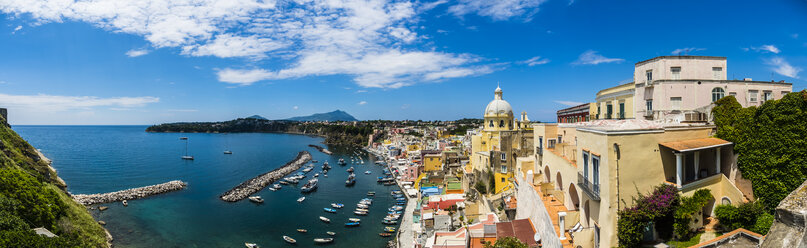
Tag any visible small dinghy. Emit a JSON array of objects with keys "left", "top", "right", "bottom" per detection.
[
  {"left": 248, "top": 196, "right": 264, "bottom": 203},
  {"left": 283, "top": 236, "right": 296, "bottom": 244},
  {"left": 313, "top": 238, "right": 334, "bottom": 244},
  {"left": 347, "top": 167, "right": 354, "bottom": 173},
  {"left": 354, "top": 211, "right": 368, "bottom": 215},
  {"left": 297, "top": 197, "right": 306, "bottom": 203},
  {"left": 348, "top": 218, "right": 361, "bottom": 222},
  {"left": 224, "top": 150, "right": 233, "bottom": 154},
  {"left": 245, "top": 242, "right": 259, "bottom": 248},
  {"left": 122, "top": 200, "right": 128, "bottom": 206},
  {"left": 382, "top": 220, "right": 398, "bottom": 225},
  {"left": 384, "top": 227, "right": 396, "bottom": 233},
  {"left": 319, "top": 216, "right": 330, "bottom": 223},
  {"left": 364, "top": 171, "right": 371, "bottom": 174},
  {"left": 297, "top": 229, "right": 308, "bottom": 233},
  {"left": 345, "top": 222, "right": 360, "bottom": 227},
  {"left": 326, "top": 231, "right": 336, "bottom": 236},
  {"left": 331, "top": 203, "right": 344, "bottom": 209},
  {"left": 324, "top": 208, "right": 337, "bottom": 213},
  {"left": 367, "top": 191, "right": 375, "bottom": 196},
  {"left": 379, "top": 233, "right": 392, "bottom": 237}
]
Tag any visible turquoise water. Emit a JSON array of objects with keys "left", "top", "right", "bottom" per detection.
[{"left": 14, "top": 126, "right": 399, "bottom": 248}]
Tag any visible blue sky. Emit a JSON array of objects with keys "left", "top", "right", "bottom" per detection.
[{"left": 0, "top": 0, "right": 805, "bottom": 125}]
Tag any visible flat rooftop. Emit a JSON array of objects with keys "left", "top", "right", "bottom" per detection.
[{"left": 558, "top": 119, "right": 712, "bottom": 132}]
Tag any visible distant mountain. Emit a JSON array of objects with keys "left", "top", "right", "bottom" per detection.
[
  {"left": 286, "top": 110, "right": 358, "bottom": 122},
  {"left": 245, "top": 115, "right": 268, "bottom": 120}
]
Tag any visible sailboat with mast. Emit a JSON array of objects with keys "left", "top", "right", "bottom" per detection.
[{"left": 180, "top": 137, "right": 194, "bottom": 160}]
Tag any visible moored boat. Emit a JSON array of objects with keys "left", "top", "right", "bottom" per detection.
[
  {"left": 283, "top": 236, "right": 296, "bottom": 244},
  {"left": 348, "top": 218, "right": 361, "bottom": 222},
  {"left": 347, "top": 167, "right": 354, "bottom": 173},
  {"left": 324, "top": 208, "right": 337, "bottom": 213},
  {"left": 297, "top": 197, "right": 306, "bottom": 203},
  {"left": 248, "top": 196, "right": 264, "bottom": 203},
  {"left": 224, "top": 150, "right": 233, "bottom": 154},
  {"left": 345, "top": 222, "right": 360, "bottom": 227},
  {"left": 331, "top": 203, "right": 344, "bottom": 209},
  {"left": 122, "top": 200, "right": 128, "bottom": 206},
  {"left": 379, "top": 233, "right": 392, "bottom": 237},
  {"left": 384, "top": 227, "right": 396, "bottom": 233},
  {"left": 314, "top": 238, "right": 334, "bottom": 244},
  {"left": 297, "top": 229, "right": 308, "bottom": 233},
  {"left": 245, "top": 242, "right": 259, "bottom": 248},
  {"left": 301, "top": 178, "right": 318, "bottom": 193},
  {"left": 326, "top": 231, "right": 336, "bottom": 236},
  {"left": 353, "top": 211, "right": 368, "bottom": 215},
  {"left": 319, "top": 216, "right": 330, "bottom": 223}
]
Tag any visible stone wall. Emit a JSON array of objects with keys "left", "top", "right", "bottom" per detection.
[
  {"left": 761, "top": 179, "right": 807, "bottom": 248},
  {"left": 515, "top": 171, "right": 561, "bottom": 247}
]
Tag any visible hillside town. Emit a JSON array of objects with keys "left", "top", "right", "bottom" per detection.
[{"left": 366, "top": 56, "right": 803, "bottom": 248}]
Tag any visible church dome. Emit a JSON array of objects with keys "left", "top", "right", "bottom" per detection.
[{"left": 484, "top": 86, "right": 513, "bottom": 116}]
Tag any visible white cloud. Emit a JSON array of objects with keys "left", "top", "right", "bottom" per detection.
[
  {"left": 401, "top": 104, "right": 410, "bottom": 109},
  {"left": 746, "top": 45, "right": 781, "bottom": 54},
  {"left": 572, "top": 50, "right": 623, "bottom": 65},
  {"left": 766, "top": 57, "right": 801, "bottom": 78},
  {"left": 293, "top": 106, "right": 299, "bottom": 110},
  {"left": 166, "top": 109, "right": 198, "bottom": 112},
  {"left": 11, "top": 25, "right": 21, "bottom": 34},
  {"left": 521, "top": 56, "right": 549, "bottom": 66},
  {"left": 420, "top": 0, "right": 448, "bottom": 11},
  {"left": 0, "top": 93, "right": 158, "bottom": 111},
  {"left": 125, "top": 48, "right": 149, "bottom": 57},
  {"left": 356, "top": 90, "right": 368, "bottom": 93},
  {"left": 1, "top": 0, "right": 491, "bottom": 89},
  {"left": 358, "top": 101, "right": 367, "bottom": 105},
  {"left": 671, "top": 47, "right": 705, "bottom": 55},
  {"left": 554, "top": 100, "right": 583, "bottom": 106},
  {"left": 448, "top": 0, "right": 547, "bottom": 21}
]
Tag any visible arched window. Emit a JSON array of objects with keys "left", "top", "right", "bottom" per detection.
[
  {"left": 712, "top": 87, "right": 725, "bottom": 102},
  {"left": 489, "top": 120, "right": 494, "bottom": 127},
  {"left": 499, "top": 120, "right": 505, "bottom": 127},
  {"left": 721, "top": 197, "right": 731, "bottom": 205}
]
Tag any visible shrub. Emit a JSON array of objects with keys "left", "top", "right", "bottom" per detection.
[
  {"left": 618, "top": 184, "right": 680, "bottom": 247},
  {"left": 484, "top": 236, "right": 529, "bottom": 248},
  {"left": 0, "top": 168, "right": 65, "bottom": 229},
  {"left": 673, "top": 189, "right": 713, "bottom": 239},
  {"left": 474, "top": 181, "right": 488, "bottom": 195},
  {"left": 714, "top": 201, "right": 772, "bottom": 235}
]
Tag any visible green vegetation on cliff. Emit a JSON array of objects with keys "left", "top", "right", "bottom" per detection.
[
  {"left": 712, "top": 90, "right": 807, "bottom": 212},
  {"left": 0, "top": 119, "right": 108, "bottom": 247},
  {"left": 146, "top": 118, "right": 374, "bottom": 147}
]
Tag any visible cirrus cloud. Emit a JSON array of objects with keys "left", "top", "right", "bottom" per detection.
[
  {"left": 0, "top": 93, "right": 159, "bottom": 111},
  {"left": 766, "top": 57, "right": 801, "bottom": 79},
  {"left": 572, "top": 50, "right": 623, "bottom": 65}
]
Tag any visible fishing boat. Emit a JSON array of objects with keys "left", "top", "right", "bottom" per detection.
[
  {"left": 180, "top": 137, "right": 194, "bottom": 160},
  {"left": 348, "top": 218, "right": 361, "bottom": 222},
  {"left": 279, "top": 180, "right": 290, "bottom": 185},
  {"left": 384, "top": 227, "right": 396, "bottom": 233},
  {"left": 245, "top": 242, "right": 259, "bottom": 248},
  {"left": 379, "top": 233, "right": 392, "bottom": 237},
  {"left": 367, "top": 191, "right": 376, "bottom": 196},
  {"left": 345, "top": 222, "right": 360, "bottom": 227},
  {"left": 364, "top": 171, "right": 371, "bottom": 174},
  {"left": 314, "top": 238, "right": 334, "bottom": 244},
  {"left": 382, "top": 220, "right": 397, "bottom": 225},
  {"left": 122, "top": 200, "right": 128, "bottom": 206},
  {"left": 357, "top": 204, "right": 369, "bottom": 209},
  {"left": 326, "top": 231, "right": 336, "bottom": 236},
  {"left": 314, "top": 173, "right": 319, "bottom": 177},
  {"left": 324, "top": 208, "right": 337, "bottom": 213},
  {"left": 319, "top": 216, "right": 331, "bottom": 223},
  {"left": 345, "top": 174, "right": 356, "bottom": 186},
  {"left": 338, "top": 158, "right": 346, "bottom": 165},
  {"left": 301, "top": 178, "right": 318, "bottom": 193},
  {"left": 347, "top": 167, "right": 354, "bottom": 173},
  {"left": 297, "top": 229, "right": 308, "bottom": 233},
  {"left": 248, "top": 196, "right": 264, "bottom": 203},
  {"left": 303, "top": 167, "right": 313, "bottom": 173},
  {"left": 353, "top": 211, "right": 368, "bottom": 215},
  {"left": 297, "top": 197, "right": 306, "bottom": 203},
  {"left": 271, "top": 184, "right": 282, "bottom": 190},
  {"left": 283, "top": 236, "right": 296, "bottom": 244},
  {"left": 331, "top": 203, "right": 344, "bottom": 209},
  {"left": 223, "top": 150, "right": 233, "bottom": 154}
]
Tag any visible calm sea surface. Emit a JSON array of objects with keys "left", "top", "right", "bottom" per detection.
[{"left": 14, "top": 126, "right": 399, "bottom": 248}]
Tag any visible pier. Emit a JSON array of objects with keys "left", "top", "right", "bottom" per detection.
[
  {"left": 308, "top": 144, "right": 333, "bottom": 155},
  {"left": 220, "top": 151, "right": 312, "bottom": 202},
  {"left": 72, "top": 180, "right": 188, "bottom": 205}
]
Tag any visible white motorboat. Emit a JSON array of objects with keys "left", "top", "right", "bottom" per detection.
[
  {"left": 248, "top": 196, "right": 264, "bottom": 203},
  {"left": 297, "top": 197, "right": 305, "bottom": 203},
  {"left": 282, "top": 236, "right": 296, "bottom": 244},
  {"left": 319, "top": 216, "right": 331, "bottom": 223}
]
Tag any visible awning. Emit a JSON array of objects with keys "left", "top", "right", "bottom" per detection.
[{"left": 659, "top": 138, "right": 732, "bottom": 152}]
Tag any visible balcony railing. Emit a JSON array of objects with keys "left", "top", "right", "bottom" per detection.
[{"left": 577, "top": 172, "right": 600, "bottom": 201}]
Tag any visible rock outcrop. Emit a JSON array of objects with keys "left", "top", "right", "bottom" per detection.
[{"left": 761, "top": 179, "right": 807, "bottom": 248}]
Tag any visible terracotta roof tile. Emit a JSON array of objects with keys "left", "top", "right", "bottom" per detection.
[{"left": 659, "top": 137, "right": 731, "bottom": 152}]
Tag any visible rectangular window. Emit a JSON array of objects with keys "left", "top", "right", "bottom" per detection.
[
  {"left": 501, "top": 177, "right": 505, "bottom": 183},
  {"left": 763, "top": 91, "right": 773, "bottom": 101},
  {"left": 619, "top": 102, "right": 625, "bottom": 119},
  {"left": 671, "top": 67, "right": 681, "bottom": 80},
  {"left": 749, "top": 90, "right": 758, "bottom": 102},
  {"left": 501, "top": 164, "right": 507, "bottom": 174},
  {"left": 670, "top": 97, "right": 682, "bottom": 110},
  {"left": 592, "top": 155, "right": 600, "bottom": 185},
  {"left": 501, "top": 153, "right": 506, "bottom": 161},
  {"left": 646, "top": 100, "right": 653, "bottom": 112},
  {"left": 712, "top": 67, "right": 723, "bottom": 79},
  {"left": 558, "top": 135, "right": 563, "bottom": 144},
  {"left": 583, "top": 151, "right": 589, "bottom": 179},
  {"left": 548, "top": 139, "right": 556, "bottom": 149},
  {"left": 538, "top": 136, "right": 543, "bottom": 150},
  {"left": 646, "top": 70, "right": 653, "bottom": 82},
  {"left": 606, "top": 104, "right": 613, "bottom": 119}
]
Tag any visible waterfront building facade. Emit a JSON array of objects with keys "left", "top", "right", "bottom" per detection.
[
  {"left": 470, "top": 86, "right": 534, "bottom": 194},
  {"left": 595, "top": 82, "right": 635, "bottom": 120},
  {"left": 531, "top": 120, "right": 751, "bottom": 248},
  {"left": 557, "top": 103, "right": 596, "bottom": 123}
]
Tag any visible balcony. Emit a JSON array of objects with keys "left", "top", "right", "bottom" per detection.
[{"left": 577, "top": 172, "right": 600, "bottom": 201}]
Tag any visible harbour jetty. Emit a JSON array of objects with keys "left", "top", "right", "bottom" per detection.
[
  {"left": 72, "top": 180, "right": 187, "bottom": 205},
  {"left": 220, "top": 151, "right": 312, "bottom": 202},
  {"left": 308, "top": 144, "right": 333, "bottom": 155}
]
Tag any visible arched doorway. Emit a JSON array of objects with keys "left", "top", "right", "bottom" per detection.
[
  {"left": 544, "top": 166, "right": 551, "bottom": 182},
  {"left": 556, "top": 172, "right": 563, "bottom": 191},
  {"left": 568, "top": 183, "right": 580, "bottom": 210}
]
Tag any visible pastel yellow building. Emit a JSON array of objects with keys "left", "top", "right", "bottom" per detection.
[
  {"left": 532, "top": 121, "right": 751, "bottom": 248},
  {"left": 424, "top": 153, "right": 443, "bottom": 172},
  {"left": 469, "top": 86, "right": 533, "bottom": 194},
  {"left": 595, "top": 82, "right": 634, "bottom": 120}
]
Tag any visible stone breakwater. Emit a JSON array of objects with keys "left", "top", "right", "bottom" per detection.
[
  {"left": 308, "top": 144, "right": 332, "bottom": 155},
  {"left": 220, "top": 151, "right": 312, "bottom": 202},
  {"left": 72, "top": 180, "right": 187, "bottom": 205}
]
